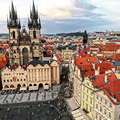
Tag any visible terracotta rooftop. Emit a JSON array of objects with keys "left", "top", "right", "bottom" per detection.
[
  {"left": 92, "top": 72, "right": 120, "bottom": 104},
  {"left": 75, "top": 54, "right": 120, "bottom": 104}
]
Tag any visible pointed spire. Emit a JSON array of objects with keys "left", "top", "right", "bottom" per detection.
[
  {"left": 83, "top": 30, "right": 88, "bottom": 45},
  {"left": 28, "top": 1, "right": 41, "bottom": 29},
  {"left": 11, "top": 1, "right": 15, "bottom": 12},
  {"left": 10, "top": 2, "right": 17, "bottom": 20},
  {"left": 7, "top": 2, "right": 20, "bottom": 29},
  {"left": 31, "top": 1, "right": 38, "bottom": 19},
  {"left": 18, "top": 18, "right": 21, "bottom": 29},
  {"left": 32, "top": 1, "right": 36, "bottom": 13},
  {"left": 39, "top": 18, "right": 41, "bottom": 29}
]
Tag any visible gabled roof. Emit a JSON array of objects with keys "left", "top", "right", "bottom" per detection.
[
  {"left": 92, "top": 72, "right": 120, "bottom": 104},
  {"left": 29, "top": 59, "right": 52, "bottom": 66},
  {"left": 75, "top": 55, "right": 97, "bottom": 77},
  {"left": 96, "top": 61, "right": 114, "bottom": 74}
]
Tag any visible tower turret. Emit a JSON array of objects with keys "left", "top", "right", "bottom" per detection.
[
  {"left": 7, "top": 2, "right": 21, "bottom": 40},
  {"left": 83, "top": 30, "right": 88, "bottom": 45},
  {"left": 28, "top": 1, "right": 41, "bottom": 39}
]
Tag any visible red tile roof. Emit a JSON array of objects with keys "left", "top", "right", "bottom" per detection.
[
  {"left": 100, "top": 43, "right": 120, "bottom": 52},
  {"left": 96, "top": 61, "right": 114, "bottom": 74},
  {"left": 75, "top": 55, "right": 97, "bottom": 77},
  {"left": 75, "top": 54, "right": 120, "bottom": 104},
  {"left": 92, "top": 72, "right": 120, "bottom": 104},
  {"left": 112, "top": 54, "right": 120, "bottom": 61},
  {"left": 0, "top": 54, "right": 8, "bottom": 69}
]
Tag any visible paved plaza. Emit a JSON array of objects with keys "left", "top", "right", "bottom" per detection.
[
  {"left": 66, "top": 98, "right": 90, "bottom": 120},
  {"left": 0, "top": 83, "right": 79, "bottom": 120},
  {"left": 0, "top": 85, "right": 60, "bottom": 105},
  {"left": 0, "top": 97, "right": 73, "bottom": 120}
]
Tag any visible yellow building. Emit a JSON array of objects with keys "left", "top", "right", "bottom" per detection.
[
  {"left": 73, "top": 64, "right": 82, "bottom": 105},
  {"left": 62, "top": 48, "right": 73, "bottom": 62},
  {"left": 81, "top": 77, "right": 95, "bottom": 119}
]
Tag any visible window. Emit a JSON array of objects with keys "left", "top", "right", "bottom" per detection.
[
  {"left": 109, "top": 112, "right": 111, "bottom": 118},
  {"left": 105, "top": 99, "right": 107, "bottom": 104},
  {"left": 90, "top": 107, "right": 92, "bottom": 112},
  {"left": 109, "top": 103, "right": 112, "bottom": 108},
  {"left": 96, "top": 96, "right": 99, "bottom": 100},
  {"left": 100, "top": 106, "right": 102, "bottom": 112},
  {"left": 13, "top": 31, "right": 15, "bottom": 39},
  {"left": 90, "top": 98, "right": 92, "bottom": 104},
  {"left": 33, "top": 31, "right": 36, "bottom": 38},
  {"left": 87, "top": 89, "right": 88, "bottom": 93},
  {"left": 104, "top": 109, "right": 106, "bottom": 115},
  {"left": 96, "top": 114, "right": 98, "bottom": 119},
  {"left": 86, "top": 95, "right": 88, "bottom": 100},
  {"left": 96, "top": 104, "right": 98, "bottom": 109},
  {"left": 99, "top": 116, "right": 102, "bottom": 120}
]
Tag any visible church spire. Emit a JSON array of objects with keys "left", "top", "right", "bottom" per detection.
[
  {"left": 28, "top": 1, "right": 41, "bottom": 30},
  {"left": 7, "top": 2, "right": 21, "bottom": 29},
  {"left": 83, "top": 30, "right": 88, "bottom": 45}
]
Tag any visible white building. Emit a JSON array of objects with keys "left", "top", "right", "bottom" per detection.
[{"left": 1, "top": 60, "right": 60, "bottom": 91}]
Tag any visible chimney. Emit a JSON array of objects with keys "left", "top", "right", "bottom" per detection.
[
  {"left": 112, "top": 68, "right": 115, "bottom": 73},
  {"left": 105, "top": 70, "right": 112, "bottom": 74},
  {"left": 104, "top": 74, "right": 108, "bottom": 84},
  {"left": 95, "top": 66, "right": 100, "bottom": 75},
  {"left": 92, "top": 63, "right": 96, "bottom": 70}
]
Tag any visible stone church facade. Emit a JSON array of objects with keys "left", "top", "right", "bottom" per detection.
[{"left": 7, "top": 2, "right": 42, "bottom": 66}]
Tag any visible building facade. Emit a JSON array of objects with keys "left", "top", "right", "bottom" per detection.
[
  {"left": 73, "top": 59, "right": 120, "bottom": 120},
  {"left": 7, "top": 2, "right": 42, "bottom": 66},
  {"left": 62, "top": 48, "right": 73, "bottom": 62},
  {"left": 2, "top": 60, "right": 60, "bottom": 90}
]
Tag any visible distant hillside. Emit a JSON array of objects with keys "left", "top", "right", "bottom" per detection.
[
  {"left": 0, "top": 33, "right": 9, "bottom": 39},
  {"left": 0, "top": 32, "right": 84, "bottom": 38},
  {"left": 56, "top": 32, "right": 84, "bottom": 37},
  {"left": 45, "top": 32, "right": 84, "bottom": 37}
]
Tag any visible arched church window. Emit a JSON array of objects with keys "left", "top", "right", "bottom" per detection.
[
  {"left": 13, "top": 31, "right": 16, "bottom": 39},
  {"left": 33, "top": 31, "right": 36, "bottom": 39},
  {"left": 22, "top": 47, "right": 29, "bottom": 65}
]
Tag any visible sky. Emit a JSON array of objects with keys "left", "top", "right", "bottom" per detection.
[{"left": 0, "top": 0, "right": 120, "bottom": 34}]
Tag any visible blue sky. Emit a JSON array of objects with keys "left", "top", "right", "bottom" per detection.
[{"left": 0, "top": 0, "right": 120, "bottom": 34}]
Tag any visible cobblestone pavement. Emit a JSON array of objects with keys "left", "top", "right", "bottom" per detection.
[
  {"left": 0, "top": 83, "right": 75, "bottom": 120},
  {"left": 0, "top": 97, "right": 73, "bottom": 120},
  {"left": 0, "top": 85, "right": 60, "bottom": 105}
]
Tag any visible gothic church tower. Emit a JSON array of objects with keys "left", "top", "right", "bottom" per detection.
[
  {"left": 7, "top": 2, "right": 21, "bottom": 44},
  {"left": 28, "top": 1, "right": 43, "bottom": 59},
  {"left": 7, "top": 2, "right": 21, "bottom": 65}
]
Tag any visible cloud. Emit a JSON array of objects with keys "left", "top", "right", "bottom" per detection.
[
  {"left": 89, "top": 0, "right": 120, "bottom": 22},
  {"left": 0, "top": 0, "right": 120, "bottom": 33},
  {"left": 38, "top": 0, "right": 75, "bottom": 19},
  {"left": 0, "top": 0, "right": 98, "bottom": 21}
]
